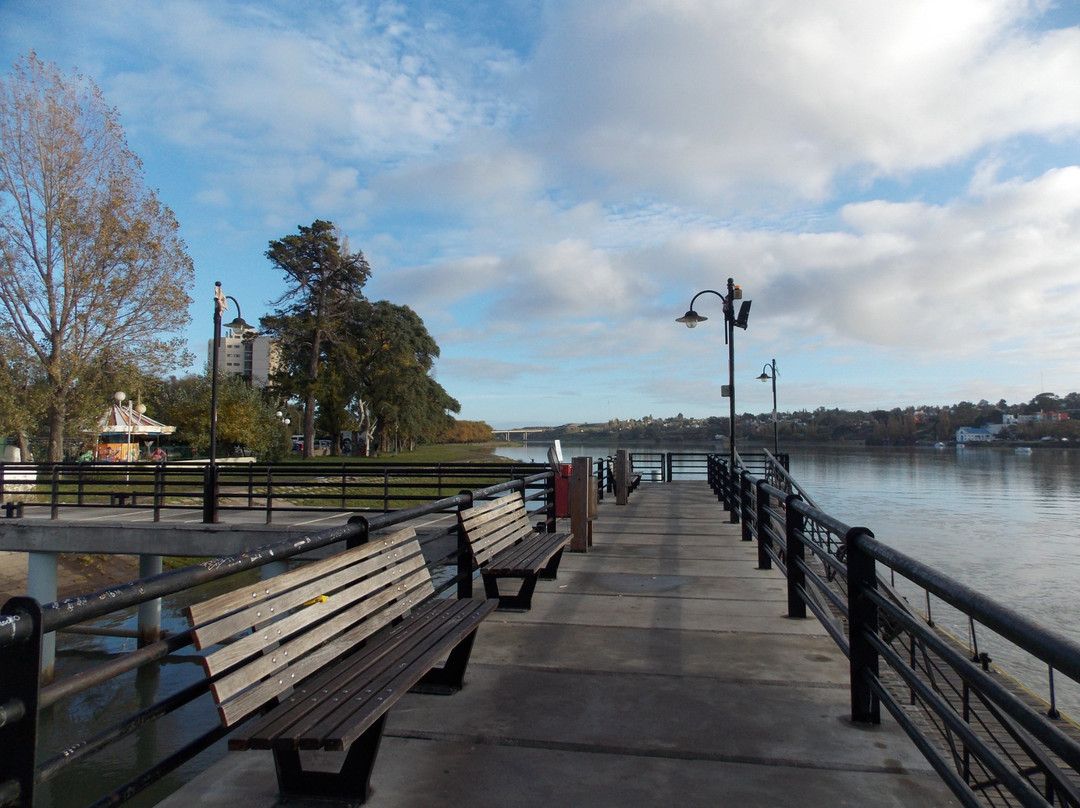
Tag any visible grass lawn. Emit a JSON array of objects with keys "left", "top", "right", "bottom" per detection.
[{"left": 282, "top": 443, "right": 523, "bottom": 464}]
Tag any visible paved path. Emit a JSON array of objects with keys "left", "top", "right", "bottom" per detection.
[{"left": 157, "top": 481, "right": 958, "bottom": 808}]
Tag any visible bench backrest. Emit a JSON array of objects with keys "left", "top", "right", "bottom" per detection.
[
  {"left": 185, "top": 526, "right": 434, "bottom": 727},
  {"left": 458, "top": 494, "right": 536, "bottom": 566}
]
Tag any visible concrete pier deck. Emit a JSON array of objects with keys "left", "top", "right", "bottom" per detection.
[{"left": 156, "top": 481, "right": 958, "bottom": 807}]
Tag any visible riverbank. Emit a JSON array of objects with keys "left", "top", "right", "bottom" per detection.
[{"left": 0, "top": 551, "right": 140, "bottom": 603}]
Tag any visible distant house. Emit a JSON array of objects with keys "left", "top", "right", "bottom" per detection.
[{"left": 956, "top": 427, "right": 993, "bottom": 443}]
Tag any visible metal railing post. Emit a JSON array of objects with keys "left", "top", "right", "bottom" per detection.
[
  {"left": 725, "top": 462, "right": 739, "bottom": 524},
  {"left": 345, "top": 513, "right": 370, "bottom": 550},
  {"left": 756, "top": 480, "right": 772, "bottom": 570},
  {"left": 740, "top": 471, "right": 753, "bottom": 540},
  {"left": 153, "top": 464, "right": 164, "bottom": 522},
  {"left": 456, "top": 491, "right": 475, "bottom": 600},
  {"left": 50, "top": 465, "right": 60, "bottom": 520},
  {"left": 202, "top": 464, "right": 219, "bottom": 524},
  {"left": 0, "top": 597, "right": 44, "bottom": 808},
  {"left": 845, "top": 526, "right": 880, "bottom": 724},
  {"left": 785, "top": 496, "right": 807, "bottom": 619},
  {"left": 265, "top": 470, "right": 274, "bottom": 525}
]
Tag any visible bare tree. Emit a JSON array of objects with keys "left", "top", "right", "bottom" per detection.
[{"left": 0, "top": 52, "right": 194, "bottom": 460}]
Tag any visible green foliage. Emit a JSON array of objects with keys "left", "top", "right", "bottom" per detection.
[
  {"left": 154, "top": 374, "right": 290, "bottom": 461},
  {"left": 261, "top": 226, "right": 459, "bottom": 455},
  {"left": 261, "top": 220, "right": 371, "bottom": 458}
]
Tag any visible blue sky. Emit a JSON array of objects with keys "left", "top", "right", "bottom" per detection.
[{"left": 3, "top": 0, "right": 1080, "bottom": 429}]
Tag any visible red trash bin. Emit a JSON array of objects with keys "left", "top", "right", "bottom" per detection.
[{"left": 554, "top": 463, "right": 572, "bottom": 517}]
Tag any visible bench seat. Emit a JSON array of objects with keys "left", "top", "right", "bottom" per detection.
[
  {"left": 185, "top": 527, "right": 497, "bottom": 803},
  {"left": 459, "top": 493, "right": 573, "bottom": 611}
]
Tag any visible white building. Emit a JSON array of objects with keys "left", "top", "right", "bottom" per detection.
[
  {"left": 207, "top": 321, "right": 278, "bottom": 387},
  {"left": 956, "top": 426, "right": 993, "bottom": 443}
]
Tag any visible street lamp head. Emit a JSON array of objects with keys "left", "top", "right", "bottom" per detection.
[
  {"left": 757, "top": 371, "right": 771, "bottom": 382},
  {"left": 223, "top": 315, "right": 255, "bottom": 335},
  {"left": 676, "top": 309, "right": 707, "bottom": 328}
]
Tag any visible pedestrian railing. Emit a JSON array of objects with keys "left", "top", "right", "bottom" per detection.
[
  {"left": 0, "top": 471, "right": 555, "bottom": 808},
  {"left": 0, "top": 461, "right": 549, "bottom": 523},
  {"left": 731, "top": 463, "right": 1080, "bottom": 808}
]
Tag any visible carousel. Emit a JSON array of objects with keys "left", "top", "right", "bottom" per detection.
[{"left": 92, "top": 391, "right": 176, "bottom": 462}]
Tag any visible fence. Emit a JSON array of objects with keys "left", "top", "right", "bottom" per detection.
[
  {"left": 0, "top": 461, "right": 550, "bottom": 524},
  {"left": 0, "top": 471, "right": 556, "bottom": 808},
  {"left": 712, "top": 453, "right": 1080, "bottom": 808}
]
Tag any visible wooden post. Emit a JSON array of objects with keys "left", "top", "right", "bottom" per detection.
[
  {"left": 570, "top": 456, "right": 594, "bottom": 552},
  {"left": 615, "top": 449, "right": 630, "bottom": 505}
]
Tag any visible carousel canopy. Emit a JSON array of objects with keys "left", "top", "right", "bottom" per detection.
[{"left": 96, "top": 403, "right": 176, "bottom": 436}]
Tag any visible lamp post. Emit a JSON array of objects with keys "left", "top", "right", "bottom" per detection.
[
  {"left": 207, "top": 282, "right": 253, "bottom": 523},
  {"left": 756, "top": 359, "right": 779, "bottom": 456},
  {"left": 677, "top": 278, "right": 751, "bottom": 522}
]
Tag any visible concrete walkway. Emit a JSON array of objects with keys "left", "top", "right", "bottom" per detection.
[{"left": 157, "top": 481, "right": 958, "bottom": 808}]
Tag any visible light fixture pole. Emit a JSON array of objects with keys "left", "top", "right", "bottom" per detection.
[
  {"left": 757, "top": 359, "right": 779, "bottom": 456},
  {"left": 677, "top": 278, "right": 751, "bottom": 522},
  {"left": 207, "top": 282, "right": 253, "bottom": 523}
]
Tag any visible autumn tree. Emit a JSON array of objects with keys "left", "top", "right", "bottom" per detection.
[
  {"left": 0, "top": 52, "right": 194, "bottom": 460},
  {"left": 261, "top": 221, "right": 370, "bottom": 458}
]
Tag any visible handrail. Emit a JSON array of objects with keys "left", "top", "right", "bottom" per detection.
[
  {"left": 0, "top": 460, "right": 549, "bottom": 524},
  {"left": 0, "top": 470, "right": 555, "bottom": 808},
  {"left": 737, "top": 465, "right": 1080, "bottom": 808}
]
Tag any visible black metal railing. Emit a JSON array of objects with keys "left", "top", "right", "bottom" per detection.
[
  {"left": 0, "top": 461, "right": 549, "bottom": 524},
  {"left": 0, "top": 471, "right": 556, "bottom": 808},
  {"left": 733, "top": 463, "right": 1080, "bottom": 808}
]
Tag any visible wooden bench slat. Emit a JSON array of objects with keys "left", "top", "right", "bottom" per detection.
[
  {"left": 201, "top": 555, "right": 428, "bottom": 679},
  {"left": 242, "top": 598, "right": 493, "bottom": 752},
  {"left": 212, "top": 567, "right": 434, "bottom": 721},
  {"left": 188, "top": 525, "right": 496, "bottom": 803},
  {"left": 186, "top": 528, "right": 420, "bottom": 629},
  {"left": 313, "top": 600, "right": 493, "bottom": 751},
  {"left": 486, "top": 533, "right": 571, "bottom": 575},
  {"left": 458, "top": 493, "right": 572, "bottom": 610}
]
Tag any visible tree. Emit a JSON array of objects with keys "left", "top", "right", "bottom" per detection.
[
  {"left": 350, "top": 301, "right": 458, "bottom": 453},
  {"left": 261, "top": 221, "right": 370, "bottom": 458},
  {"left": 155, "top": 373, "right": 290, "bottom": 461},
  {"left": 0, "top": 52, "right": 194, "bottom": 460}
]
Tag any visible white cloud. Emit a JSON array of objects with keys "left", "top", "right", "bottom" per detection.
[{"left": 528, "top": 0, "right": 1080, "bottom": 208}]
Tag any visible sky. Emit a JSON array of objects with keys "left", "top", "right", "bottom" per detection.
[{"left": 3, "top": 0, "right": 1080, "bottom": 430}]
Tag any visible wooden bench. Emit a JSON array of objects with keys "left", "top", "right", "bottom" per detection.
[
  {"left": 606, "top": 456, "right": 642, "bottom": 497},
  {"left": 185, "top": 526, "right": 497, "bottom": 803},
  {"left": 458, "top": 493, "right": 573, "bottom": 611}
]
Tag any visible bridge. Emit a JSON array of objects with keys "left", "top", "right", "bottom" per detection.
[
  {"left": 492, "top": 427, "right": 553, "bottom": 441},
  {"left": 1, "top": 454, "right": 1077, "bottom": 808}
]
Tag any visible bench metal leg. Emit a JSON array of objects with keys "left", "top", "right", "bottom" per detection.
[
  {"left": 273, "top": 713, "right": 387, "bottom": 803},
  {"left": 483, "top": 572, "right": 539, "bottom": 611},
  {"left": 413, "top": 628, "right": 480, "bottom": 695},
  {"left": 538, "top": 548, "right": 565, "bottom": 581}
]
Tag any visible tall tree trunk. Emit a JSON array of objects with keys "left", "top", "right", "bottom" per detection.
[
  {"left": 47, "top": 389, "right": 65, "bottom": 462},
  {"left": 303, "top": 329, "right": 321, "bottom": 459}
]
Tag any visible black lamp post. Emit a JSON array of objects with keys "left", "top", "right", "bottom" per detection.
[
  {"left": 757, "top": 359, "right": 779, "bottom": 456},
  {"left": 677, "top": 278, "right": 751, "bottom": 521},
  {"left": 206, "top": 281, "right": 252, "bottom": 523}
]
